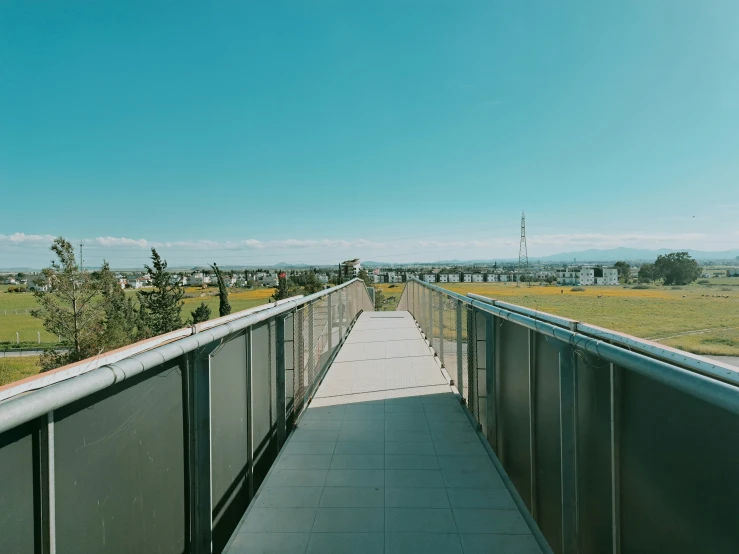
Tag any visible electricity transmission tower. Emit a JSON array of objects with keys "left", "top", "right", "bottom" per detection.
[{"left": 517, "top": 211, "right": 529, "bottom": 287}]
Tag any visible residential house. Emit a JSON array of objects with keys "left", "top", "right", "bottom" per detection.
[{"left": 28, "top": 276, "right": 50, "bottom": 292}]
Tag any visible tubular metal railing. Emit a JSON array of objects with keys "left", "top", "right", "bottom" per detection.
[
  {"left": 397, "top": 278, "right": 739, "bottom": 554},
  {"left": 0, "top": 279, "right": 373, "bottom": 554}
]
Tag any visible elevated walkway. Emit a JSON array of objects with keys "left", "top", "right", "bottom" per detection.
[{"left": 225, "top": 311, "right": 544, "bottom": 553}]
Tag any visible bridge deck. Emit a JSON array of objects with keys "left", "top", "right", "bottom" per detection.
[{"left": 225, "top": 311, "right": 543, "bottom": 554}]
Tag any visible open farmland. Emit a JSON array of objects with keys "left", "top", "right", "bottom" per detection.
[
  {"left": 439, "top": 282, "right": 739, "bottom": 356},
  {"left": 374, "top": 283, "right": 405, "bottom": 311}
]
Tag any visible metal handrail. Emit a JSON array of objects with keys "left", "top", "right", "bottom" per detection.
[
  {"left": 0, "top": 278, "right": 371, "bottom": 434},
  {"left": 402, "top": 278, "right": 739, "bottom": 415}
]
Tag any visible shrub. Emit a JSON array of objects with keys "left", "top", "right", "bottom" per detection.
[
  {"left": 671, "top": 286, "right": 683, "bottom": 290},
  {"left": 697, "top": 279, "right": 709, "bottom": 285},
  {"left": 632, "top": 284, "right": 653, "bottom": 289},
  {"left": 570, "top": 287, "right": 585, "bottom": 292},
  {"left": 6, "top": 286, "right": 28, "bottom": 293}
]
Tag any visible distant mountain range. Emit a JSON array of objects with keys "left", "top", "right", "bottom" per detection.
[{"left": 531, "top": 247, "right": 739, "bottom": 262}]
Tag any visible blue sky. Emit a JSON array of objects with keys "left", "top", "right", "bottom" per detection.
[{"left": 1, "top": 1, "right": 738, "bottom": 268}]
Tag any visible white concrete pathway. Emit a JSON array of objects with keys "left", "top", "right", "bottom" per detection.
[{"left": 225, "top": 311, "right": 543, "bottom": 554}]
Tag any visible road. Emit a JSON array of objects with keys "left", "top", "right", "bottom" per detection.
[{"left": 0, "top": 349, "right": 66, "bottom": 357}]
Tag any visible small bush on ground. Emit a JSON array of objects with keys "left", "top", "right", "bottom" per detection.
[
  {"left": 570, "top": 287, "right": 585, "bottom": 292},
  {"left": 671, "top": 286, "right": 683, "bottom": 290},
  {"left": 632, "top": 284, "right": 653, "bottom": 289}
]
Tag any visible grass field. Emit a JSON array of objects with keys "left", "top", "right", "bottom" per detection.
[
  {"left": 374, "top": 283, "right": 405, "bottom": 311},
  {"left": 0, "top": 286, "right": 276, "bottom": 345},
  {"left": 4, "top": 280, "right": 739, "bottom": 356},
  {"left": 439, "top": 282, "right": 739, "bottom": 356},
  {"left": 0, "top": 356, "right": 41, "bottom": 386}
]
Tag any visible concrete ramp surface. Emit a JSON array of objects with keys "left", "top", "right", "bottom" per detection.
[{"left": 225, "top": 311, "right": 543, "bottom": 554}]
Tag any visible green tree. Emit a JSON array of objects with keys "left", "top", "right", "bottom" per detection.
[
  {"left": 302, "top": 271, "right": 324, "bottom": 295},
  {"left": 654, "top": 252, "right": 701, "bottom": 285},
  {"left": 94, "top": 262, "right": 139, "bottom": 350},
  {"left": 374, "top": 287, "right": 385, "bottom": 310},
  {"left": 138, "top": 249, "right": 184, "bottom": 336},
  {"left": 189, "top": 302, "right": 211, "bottom": 324},
  {"left": 638, "top": 263, "right": 658, "bottom": 283},
  {"left": 271, "top": 271, "right": 296, "bottom": 301},
  {"left": 32, "top": 237, "right": 106, "bottom": 370},
  {"left": 210, "top": 263, "right": 232, "bottom": 317},
  {"left": 357, "top": 268, "right": 374, "bottom": 288},
  {"left": 613, "top": 261, "right": 631, "bottom": 283}
]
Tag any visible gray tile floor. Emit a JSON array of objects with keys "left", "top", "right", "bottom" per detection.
[{"left": 226, "top": 311, "right": 543, "bottom": 554}]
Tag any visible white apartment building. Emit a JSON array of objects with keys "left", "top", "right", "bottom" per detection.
[
  {"left": 387, "top": 272, "right": 403, "bottom": 283},
  {"left": 472, "top": 274, "right": 484, "bottom": 283},
  {"left": 599, "top": 268, "right": 619, "bottom": 285},
  {"left": 341, "top": 259, "right": 361, "bottom": 277},
  {"left": 423, "top": 274, "right": 437, "bottom": 283},
  {"left": 463, "top": 274, "right": 472, "bottom": 283},
  {"left": 557, "top": 267, "right": 619, "bottom": 286},
  {"left": 438, "top": 274, "right": 448, "bottom": 283}
]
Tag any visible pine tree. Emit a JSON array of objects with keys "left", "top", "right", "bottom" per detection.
[
  {"left": 32, "top": 237, "right": 106, "bottom": 370},
  {"left": 189, "top": 302, "right": 212, "bottom": 324},
  {"left": 95, "top": 262, "right": 139, "bottom": 349},
  {"left": 210, "top": 263, "right": 232, "bottom": 317},
  {"left": 138, "top": 249, "right": 184, "bottom": 336}
]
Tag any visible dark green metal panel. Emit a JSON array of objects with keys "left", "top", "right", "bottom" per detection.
[
  {"left": 533, "top": 335, "right": 563, "bottom": 554},
  {"left": 497, "top": 319, "right": 532, "bottom": 508},
  {"left": 54, "top": 362, "right": 185, "bottom": 554},
  {"left": 620, "top": 370, "right": 739, "bottom": 554},
  {"left": 575, "top": 351, "right": 613, "bottom": 553},
  {"left": 251, "top": 322, "right": 278, "bottom": 491},
  {"left": 0, "top": 423, "right": 36, "bottom": 554},
  {"left": 210, "top": 335, "right": 249, "bottom": 553}
]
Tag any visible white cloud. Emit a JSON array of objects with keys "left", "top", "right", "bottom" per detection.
[
  {"left": 65, "top": 236, "right": 386, "bottom": 251},
  {"left": 0, "top": 233, "right": 56, "bottom": 246},
  {"left": 92, "top": 236, "right": 149, "bottom": 248}
]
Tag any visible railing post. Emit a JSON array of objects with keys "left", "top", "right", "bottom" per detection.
[
  {"left": 39, "top": 410, "right": 56, "bottom": 554},
  {"left": 529, "top": 329, "right": 538, "bottom": 520},
  {"left": 456, "top": 300, "right": 463, "bottom": 390},
  {"left": 427, "top": 287, "right": 433, "bottom": 343},
  {"left": 485, "top": 313, "right": 496, "bottom": 447},
  {"left": 559, "top": 345, "right": 578, "bottom": 554},
  {"left": 438, "top": 293, "right": 445, "bottom": 366},
  {"left": 610, "top": 362, "right": 621, "bottom": 554},
  {"left": 308, "top": 302, "right": 315, "bottom": 384},
  {"left": 338, "top": 290, "right": 344, "bottom": 341},
  {"left": 297, "top": 308, "right": 305, "bottom": 413},
  {"left": 276, "top": 315, "right": 286, "bottom": 447},
  {"left": 246, "top": 328, "right": 254, "bottom": 500},
  {"left": 284, "top": 312, "right": 295, "bottom": 429},
  {"left": 186, "top": 348, "right": 214, "bottom": 554},
  {"left": 327, "top": 294, "right": 333, "bottom": 353}
]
